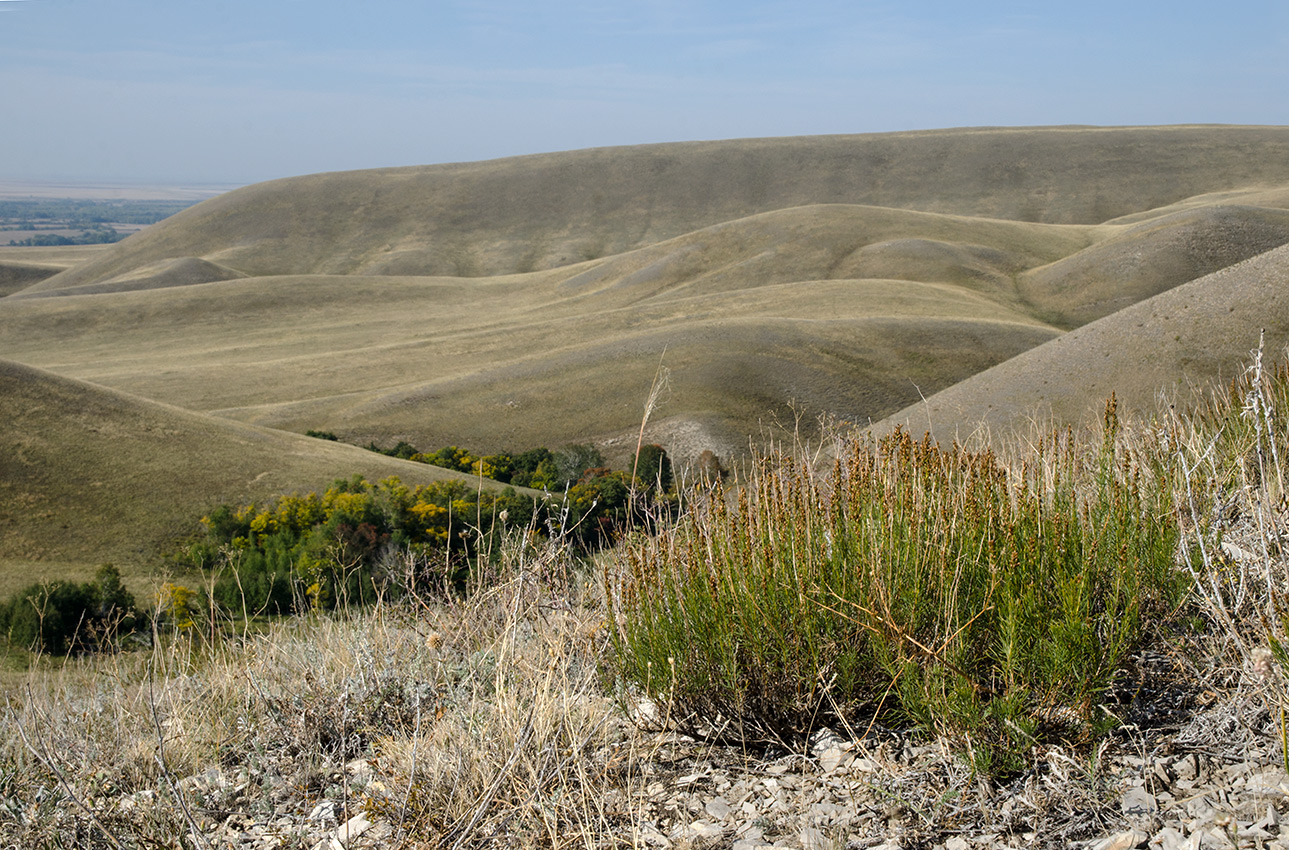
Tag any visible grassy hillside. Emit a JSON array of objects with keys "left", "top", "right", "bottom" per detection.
[
  {"left": 0, "top": 360, "right": 510, "bottom": 597},
  {"left": 0, "top": 245, "right": 110, "bottom": 297},
  {"left": 1018, "top": 205, "right": 1289, "bottom": 327},
  {"left": 23, "top": 126, "right": 1289, "bottom": 292},
  {"left": 0, "top": 202, "right": 1092, "bottom": 460},
  {"left": 875, "top": 242, "right": 1289, "bottom": 441}
]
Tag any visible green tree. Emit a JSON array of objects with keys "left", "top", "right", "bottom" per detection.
[{"left": 634, "top": 444, "right": 673, "bottom": 493}]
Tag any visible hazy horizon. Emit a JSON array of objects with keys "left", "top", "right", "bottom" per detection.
[{"left": 1, "top": 1, "right": 1286, "bottom": 186}]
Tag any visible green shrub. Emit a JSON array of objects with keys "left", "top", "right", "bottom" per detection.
[
  {"left": 192, "top": 476, "right": 546, "bottom": 617},
  {"left": 606, "top": 420, "right": 1189, "bottom": 773},
  {"left": 509, "top": 447, "right": 554, "bottom": 488},
  {"left": 0, "top": 564, "right": 142, "bottom": 655}
]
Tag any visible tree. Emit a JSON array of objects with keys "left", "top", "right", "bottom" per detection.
[
  {"left": 553, "top": 444, "right": 604, "bottom": 490},
  {"left": 0, "top": 565, "right": 141, "bottom": 654},
  {"left": 634, "top": 444, "right": 673, "bottom": 493}
]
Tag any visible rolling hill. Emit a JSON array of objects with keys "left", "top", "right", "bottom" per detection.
[
  {"left": 0, "top": 245, "right": 110, "bottom": 297},
  {"left": 874, "top": 242, "right": 1289, "bottom": 443},
  {"left": 6, "top": 125, "right": 1289, "bottom": 584},
  {"left": 0, "top": 359, "right": 511, "bottom": 597}
]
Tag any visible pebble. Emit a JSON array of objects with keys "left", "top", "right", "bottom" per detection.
[
  {"left": 76, "top": 684, "right": 1289, "bottom": 850},
  {"left": 1123, "top": 787, "right": 1160, "bottom": 819}
]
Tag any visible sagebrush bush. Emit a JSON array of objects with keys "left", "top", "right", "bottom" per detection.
[{"left": 606, "top": 410, "right": 1190, "bottom": 772}]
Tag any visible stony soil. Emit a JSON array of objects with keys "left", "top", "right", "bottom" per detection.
[{"left": 79, "top": 681, "right": 1283, "bottom": 850}]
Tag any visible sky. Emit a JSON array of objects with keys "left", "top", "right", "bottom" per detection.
[{"left": 1, "top": 0, "right": 1287, "bottom": 186}]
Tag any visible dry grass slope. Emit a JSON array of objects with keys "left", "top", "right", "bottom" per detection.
[
  {"left": 875, "top": 242, "right": 1289, "bottom": 441},
  {"left": 0, "top": 202, "right": 1085, "bottom": 460},
  {"left": 28, "top": 126, "right": 1289, "bottom": 289},
  {"left": 1018, "top": 205, "right": 1289, "bottom": 327},
  {"left": 0, "top": 245, "right": 110, "bottom": 297},
  {"left": 0, "top": 360, "right": 510, "bottom": 597}
]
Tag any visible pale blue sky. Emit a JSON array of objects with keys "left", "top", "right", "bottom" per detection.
[{"left": 1, "top": 0, "right": 1286, "bottom": 184}]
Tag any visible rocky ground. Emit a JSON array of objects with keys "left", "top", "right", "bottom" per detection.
[{"left": 117, "top": 675, "right": 1283, "bottom": 850}]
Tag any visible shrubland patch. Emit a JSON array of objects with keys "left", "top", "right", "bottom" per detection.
[
  {"left": 0, "top": 564, "right": 144, "bottom": 657},
  {"left": 173, "top": 442, "right": 678, "bottom": 623}
]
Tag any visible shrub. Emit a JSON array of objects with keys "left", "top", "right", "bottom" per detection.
[
  {"left": 606, "top": 420, "right": 1189, "bottom": 773},
  {"left": 191, "top": 476, "right": 546, "bottom": 618},
  {"left": 0, "top": 564, "right": 142, "bottom": 654},
  {"left": 553, "top": 444, "right": 604, "bottom": 490},
  {"left": 509, "top": 447, "right": 553, "bottom": 488}
]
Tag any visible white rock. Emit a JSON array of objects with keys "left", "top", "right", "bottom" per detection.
[
  {"left": 1093, "top": 829, "right": 1147, "bottom": 850},
  {"left": 1148, "top": 826, "right": 1188, "bottom": 850},
  {"left": 1122, "top": 787, "right": 1159, "bottom": 818},
  {"left": 810, "top": 801, "right": 846, "bottom": 822},
  {"left": 310, "top": 813, "right": 372, "bottom": 850},
  {"left": 818, "top": 745, "right": 851, "bottom": 774},
  {"left": 308, "top": 801, "right": 337, "bottom": 823},
  {"left": 690, "top": 820, "right": 724, "bottom": 839},
  {"left": 637, "top": 824, "right": 671, "bottom": 848},
  {"left": 809, "top": 727, "right": 844, "bottom": 755},
  {"left": 944, "top": 837, "right": 969, "bottom": 850},
  {"left": 1171, "top": 754, "right": 1200, "bottom": 783},
  {"left": 339, "top": 813, "right": 371, "bottom": 841},
  {"left": 705, "top": 796, "right": 732, "bottom": 821},
  {"left": 1246, "top": 768, "right": 1289, "bottom": 794},
  {"left": 634, "top": 697, "right": 662, "bottom": 725}
]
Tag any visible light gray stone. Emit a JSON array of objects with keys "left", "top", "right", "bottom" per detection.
[
  {"left": 799, "top": 826, "right": 830, "bottom": 850},
  {"left": 818, "top": 746, "right": 849, "bottom": 774},
  {"left": 1148, "top": 826, "right": 1188, "bottom": 850},
  {"left": 690, "top": 820, "right": 724, "bottom": 840},
  {"left": 1172, "top": 755, "right": 1200, "bottom": 784},
  {"left": 705, "top": 795, "right": 732, "bottom": 821},
  {"left": 1093, "top": 829, "right": 1147, "bottom": 850},
  {"left": 1122, "top": 786, "right": 1160, "bottom": 823},
  {"left": 637, "top": 824, "right": 671, "bottom": 848}
]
